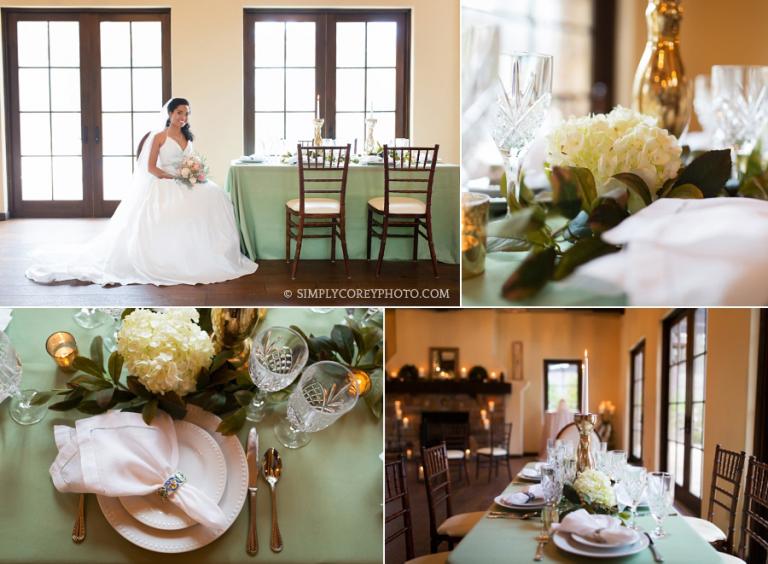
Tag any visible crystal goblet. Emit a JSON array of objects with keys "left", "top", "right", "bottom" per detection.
[
  {"left": 622, "top": 465, "right": 647, "bottom": 529},
  {"left": 647, "top": 471, "right": 674, "bottom": 538},
  {"left": 1, "top": 331, "right": 46, "bottom": 425}
]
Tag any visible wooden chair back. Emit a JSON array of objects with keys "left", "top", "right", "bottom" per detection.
[
  {"left": 384, "top": 456, "right": 415, "bottom": 561},
  {"left": 136, "top": 131, "right": 151, "bottom": 159},
  {"left": 422, "top": 443, "right": 453, "bottom": 540},
  {"left": 441, "top": 422, "right": 470, "bottom": 452},
  {"left": 707, "top": 444, "right": 746, "bottom": 552},
  {"left": 738, "top": 456, "right": 768, "bottom": 560},
  {"left": 382, "top": 144, "right": 439, "bottom": 215},
  {"left": 483, "top": 421, "right": 512, "bottom": 452},
  {"left": 296, "top": 144, "right": 351, "bottom": 214}
]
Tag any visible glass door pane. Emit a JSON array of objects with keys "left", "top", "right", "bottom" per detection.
[{"left": 16, "top": 20, "right": 83, "bottom": 203}]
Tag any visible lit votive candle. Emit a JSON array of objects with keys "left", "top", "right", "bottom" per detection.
[
  {"left": 488, "top": 400, "right": 495, "bottom": 413},
  {"left": 480, "top": 408, "right": 487, "bottom": 420},
  {"left": 402, "top": 416, "right": 410, "bottom": 430},
  {"left": 46, "top": 332, "right": 78, "bottom": 372},
  {"left": 461, "top": 192, "right": 490, "bottom": 279},
  {"left": 418, "top": 465, "right": 424, "bottom": 481},
  {"left": 406, "top": 448, "right": 413, "bottom": 460},
  {"left": 465, "top": 448, "right": 471, "bottom": 459},
  {"left": 483, "top": 418, "right": 490, "bottom": 431}
]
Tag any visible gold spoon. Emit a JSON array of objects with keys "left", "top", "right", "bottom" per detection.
[{"left": 262, "top": 448, "right": 283, "bottom": 553}]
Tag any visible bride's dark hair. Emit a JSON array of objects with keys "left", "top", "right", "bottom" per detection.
[{"left": 166, "top": 98, "right": 194, "bottom": 141}]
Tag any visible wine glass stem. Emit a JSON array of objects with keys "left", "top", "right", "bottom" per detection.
[
  {"left": 730, "top": 145, "right": 740, "bottom": 181},
  {"left": 502, "top": 152, "right": 522, "bottom": 212}
]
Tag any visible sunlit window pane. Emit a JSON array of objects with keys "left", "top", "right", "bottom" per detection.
[
  {"left": 133, "top": 113, "right": 158, "bottom": 154},
  {"left": 52, "top": 156, "right": 83, "bottom": 200},
  {"left": 286, "top": 112, "right": 315, "bottom": 145},
  {"left": 101, "top": 69, "right": 131, "bottom": 111},
  {"left": 49, "top": 22, "right": 80, "bottom": 67},
  {"left": 366, "top": 22, "right": 397, "bottom": 67},
  {"left": 17, "top": 21, "right": 48, "bottom": 67},
  {"left": 51, "top": 113, "right": 82, "bottom": 155},
  {"left": 255, "top": 113, "right": 284, "bottom": 147},
  {"left": 689, "top": 447, "right": 703, "bottom": 497},
  {"left": 132, "top": 68, "right": 162, "bottom": 111},
  {"left": 694, "top": 309, "right": 707, "bottom": 355},
  {"left": 675, "top": 443, "right": 685, "bottom": 486},
  {"left": 103, "top": 156, "right": 133, "bottom": 200},
  {"left": 545, "top": 362, "right": 580, "bottom": 412},
  {"left": 50, "top": 69, "right": 81, "bottom": 111},
  {"left": 100, "top": 22, "right": 131, "bottom": 67},
  {"left": 255, "top": 69, "right": 285, "bottom": 111},
  {"left": 335, "top": 112, "right": 365, "bottom": 146},
  {"left": 367, "top": 69, "right": 396, "bottom": 112},
  {"left": 337, "top": 22, "right": 365, "bottom": 67},
  {"left": 102, "top": 113, "right": 133, "bottom": 156},
  {"left": 286, "top": 69, "right": 315, "bottom": 111},
  {"left": 20, "top": 156, "right": 52, "bottom": 200},
  {"left": 18, "top": 69, "right": 50, "bottom": 111},
  {"left": 336, "top": 69, "right": 365, "bottom": 111},
  {"left": 254, "top": 22, "right": 285, "bottom": 67},
  {"left": 286, "top": 22, "right": 315, "bottom": 67},
  {"left": 131, "top": 22, "right": 162, "bottom": 66},
  {"left": 20, "top": 113, "right": 51, "bottom": 156},
  {"left": 374, "top": 111, "right": 396, "bottom": 145}
]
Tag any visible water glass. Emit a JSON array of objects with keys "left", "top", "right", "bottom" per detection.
[
  {"left": 608, "top": 450, "right": 627, "bottom": 483},
  {"left": 100, "top": 308, "right": 124, "bottom": 352},
  {"left": 73, "top": 308, "right": 106, "bottom": 330},
  {"left": 247, "top": 326, "right": 308, "bottom": 422},
  {"left": 622, "top": 465, "right": 647, "bottom": 529},
  {"left": 693, "top": 74, "right": 720, "bottom": 140},
  {"left": 274, "top": 361, "right": 359, "bottom": 448},
  {"left": 1, "top": 331, "right": 46, "bottom": 425},
  {"left": 648, "top": 471, "right": 674, "bottom": 538}
]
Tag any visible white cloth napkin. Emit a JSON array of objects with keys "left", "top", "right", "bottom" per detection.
[
  {"left": 50, "top": 410, "right": 227, "bottom": 530},
  {"left": 501, "top": 484, "right": 544, "bottom": 505},
  {"left": 576, "top": 198, "right": 768, "bottom": 305},
  {"left": 552, "top": 509, "right": 637, "bottom": 545}
]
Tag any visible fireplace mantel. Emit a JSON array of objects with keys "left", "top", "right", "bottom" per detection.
[{"left": 386, "top": 380, "right": 512, "bottom": 396}]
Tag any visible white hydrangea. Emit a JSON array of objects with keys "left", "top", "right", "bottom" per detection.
[
  {"left": 546, "top": 106, "right": 682, "bottom": 193},
  {"left": 117, "top": 308, "right": 214, "bottom": 397},
  {"left": 573, "top": 469, "right": 616, "bottom": 509}
]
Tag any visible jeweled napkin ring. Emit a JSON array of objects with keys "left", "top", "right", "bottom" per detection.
[{"left": 158, "top": 471, "right": 187, "bottom": 500}]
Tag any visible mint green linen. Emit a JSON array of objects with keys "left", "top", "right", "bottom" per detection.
[
  {"left": 448, "top": 462, "right": 721, "bottom": 564},
  {"left": 226, "top": 163, "right": 459, "bottom": 263},
  {"left": 0, "top": 309, "right": 382, "bottom": 563}
]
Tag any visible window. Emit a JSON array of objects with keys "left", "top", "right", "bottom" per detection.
[
  {"left": 243, "top": 9, "right": 410, "bottom": 155},
  {"left": 662, "top": 308, "right": 707, "bottom": 514},
  {"left": 3, "top": 9, "right": 170, "bottom": 218},
  {"left": 544, "top": 360, "right": 582, "bottom": 412},
  {"left": 629, "top": 340, "right": 645, "bottom": 464}
]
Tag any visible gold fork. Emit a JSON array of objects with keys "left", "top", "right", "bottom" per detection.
[{"left": 72, "top": 494, "right": 86, "bottom": 543}]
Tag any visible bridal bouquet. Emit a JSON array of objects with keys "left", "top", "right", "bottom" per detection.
[{"left": 176, "top": 154, "right": 208, "bottom": 187}]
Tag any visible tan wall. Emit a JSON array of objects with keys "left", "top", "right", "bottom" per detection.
[
  {"left": 0, "top": 0, "right": 460, "bottom": 214},
  {"left": 386, "top": 309, "right": 626, "bottom": 454},
  {"left": 616, "top": 0, "right": 768, "bottom": 116}
]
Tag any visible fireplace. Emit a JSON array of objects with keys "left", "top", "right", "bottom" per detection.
[{"left": 420, "top": 411, "right": 470, "bottom": 448}]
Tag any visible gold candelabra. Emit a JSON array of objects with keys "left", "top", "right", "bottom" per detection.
[{"left": 574, "top": 413, "right": 598, "bottom": 473}]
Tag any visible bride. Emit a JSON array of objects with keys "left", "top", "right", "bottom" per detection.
[{"left": 25, "top": 98, "right": 258, "bottom": 286}]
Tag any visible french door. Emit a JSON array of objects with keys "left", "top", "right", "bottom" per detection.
[
  {"left": 3, "top": 9, "right": 170, "bottom": 218},
  {"left": 661, "top": 308, "right": 707, "bottom": 515}
]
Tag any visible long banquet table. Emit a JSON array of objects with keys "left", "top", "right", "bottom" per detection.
[
  {"left": 225, "top": 162, "right": 460, "bottom": 263},
  {"left": 447, "top": 462, "right": 722, "bottom": 564},
  {"left": 0, "top": 308, "right": 382, "bottom": 564}
]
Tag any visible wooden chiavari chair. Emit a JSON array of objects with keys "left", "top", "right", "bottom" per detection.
[
  {"left": 285, "top": 144, "right": 351, "bottom": 279},
  {"left": 683, "top": 444, "right": 746, "bottom": 554},
  {"left": 385, "top": 457, "right": 449, "bottom": 564},
  {"left": 367, "top": 145, "right": 440, "bottom": 278},
  {"left": 475, "top": 422, "right": 513, "bottom": 483},
  {"left": 422, "top": 443, "right": 483, "bottom": 553},
  {"left": 441, "top": 422, "right": 471, "bottom": 487},
  {"left": 736, "top": 456, "right": 768, "bottom": 562}
]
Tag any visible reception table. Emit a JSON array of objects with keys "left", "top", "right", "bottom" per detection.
[
  {"left": 448, "top": 462, "right": 722, "bottom": 564},
  {"left": 0, "top": 308, "right": 382, "bottom": 563},
  {"left": 226, "top": 162, "right": 460, "bottom": 263}
]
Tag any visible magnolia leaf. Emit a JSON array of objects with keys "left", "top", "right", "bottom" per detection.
[
  {"left": 72, "top": 356, "right": 104, "bottom": 379},
  {"left": 107, "top": 351, "right": 123, "bottom": 383},
  {"left": 196, "top": 308, "right": 213, "bottom": 334},
  {"left": 209, "top": 350, "right": 230, "bottom": 374},
  {"left": 142, "top": 398, "right": 158, "bottom": 425},
  {"left": 363, "top": 368, "right": 383, "bottom": 419},
  {"left": 666, "top": 183, "right": 704, "bottom": 199},
  {"left": 744, "top": 144, "right": 764, "bottom": 180},
  {"left": 77, "top": 400, "right": 109, "bottom": 415},
  {"left": 216, "top": 406, "right": 247, "bottom": 436},
  {"left": 90, "top": 336, "right": 104, "bottom": 373},
  {"left": 673, "top": 149, "right": 731, "bottom": 197},
  {"left": 740, "top": 177, "right": 768, "bottom": 200},
  {"left": 331, "top": 324, "right": 355, "bottom": 364},
  {"left": 570, "top": 166, "right": 598, "bottom": 209},
  {"left": 111, "top": 389, "right": 135, "bottom": 404},
  {"left": 613, "top": 173, "right": 652, "bottom": 206},
  {"left": 67, "top": 373, "right": 113, "bottom": 391},
  {"left": 588, "top": 198, "right": 629, "bottom": 234},
  {"left": 29, "top": 391, "right": 54, "bottom": 406},
  {"left": 551, "top": 167, "right": 584, "bottom": 219},
  {"left": 235, "top": 370, "right": 252, "bottom": 387},
  {"left": 657, "top": 177, "right": 676, "bottom": 199},
  {"left": 159, "top": 392, "right": 187, "bottom": 419},
  {"left": 126, "top": 375, "right": 153, "bottom": 399},
  {"left": 203, "top": 392, "right": 227, "bottom": 414},
  {"left": 209, "top": 368, "right": 240, "bottom": 386},
  {"left": 487, "top": 207, "right": 545, "bottom": 240},
  {"left": 501, "top": 247, "right": 557, "bottom": 301},
  {"left": 120, "top": 308, "right": 135, "bottom": 320},
  {"left": 234, "top": 389, "right": 254, "bottom": 407},
  {"left": 519, "top": 173, "right": 536, "bottom": 207},
  {"left": 48, "top": 391, "right": 85, "bottom": 411},
  {"left": 554, "top": 238, "right": 621, "bottom": 281}
]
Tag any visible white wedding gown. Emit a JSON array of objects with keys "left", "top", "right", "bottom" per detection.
[{"left": 25, "top": 136, "right": 258, "bottom": 286}]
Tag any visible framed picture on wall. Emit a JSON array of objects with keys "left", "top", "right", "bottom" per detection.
[{"left": 511, "top": 341, "right": 523, "bottom": 380}]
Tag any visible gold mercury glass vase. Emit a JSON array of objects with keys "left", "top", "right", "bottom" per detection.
[{"left": 632, "top": 0, "right": 692, "bottom": 137}]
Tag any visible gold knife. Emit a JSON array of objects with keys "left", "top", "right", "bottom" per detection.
[{"left": 246, "top": 427, "right": 259, "bottom": 556}]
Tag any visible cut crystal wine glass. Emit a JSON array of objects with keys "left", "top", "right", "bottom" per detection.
[
  {"left": 100, "top": 308, "right": 124, "bottom": 352},
  {"left": 622, "top": 465, "right": 647, "bottom": 530},
  {"left": 1, "top": 330, "right": 46, "bottom": 425},
  {"left": 274, "top": 361, "right": 359, "bottom": 449},
  {"left": 73, "top": 308, "right": 106, "bottom": 330},
  {"left": 246, "top": 326, "right": 308, "bottom": 422},
  {"left": 491, "top": 52, "right": 553, "bottom": 210},
  {"left": 647, "top": 471, "right": 674, "bottom": 538}
]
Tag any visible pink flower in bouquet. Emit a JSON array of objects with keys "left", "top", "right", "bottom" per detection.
[
  {"left": 176, "top": 154, "right": 209, "bottom": 188},
  {"left": 197, "top": 174, "right": 206, "bottom": 182}
]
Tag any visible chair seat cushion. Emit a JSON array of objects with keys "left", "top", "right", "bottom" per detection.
[
  {"left": 286, "top": 197, "right": 340, "bottom": 214},
  {"left": 683, "top": 516, "right": 727, "bottom": 543},
  {"left": 719, "top": 554, "right": 746, "bottom": 564},
  {"left": 368, "top": 196, "right": 426, "bottom": 214},
  {"left": 436, "top": 511, "right": 484, "bottom": 537},
  {"left": 406, "top": 552, "right": 450, "bottom": 564},
  {"left": 446, "top": 449, "right": 466, "bottom": 460},
  {"left": 477, "top": 447, "right": 508, "bottom": 456}
]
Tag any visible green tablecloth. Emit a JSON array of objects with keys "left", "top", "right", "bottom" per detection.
[
  {"left": 0, "top": 309, "right": 382, "bottom": 564},
  {"left": 448, "top": 463, "right": 720, "bottom": 564},
  {"left": 226, "top": 163, "right": 460, "bottom": 263},
  {"left": 462, "top": 253, "right": 628, "bottom": 306}
]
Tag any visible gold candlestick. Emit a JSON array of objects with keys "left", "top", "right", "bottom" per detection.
[
  {"left": 574, "top": 413, "right": 598, "bottom": 473},
  {"left": 211, "top": 308, "right": 266, "bottom": 368},
  {"left": 632, "top": 0, "right": 692, "bottom": 137},
  {"left": 45, "top": 332, "right": 78, "bottom": 372},
  {"left": 312, "top": 118, "right": 324, "bottom": 147}
]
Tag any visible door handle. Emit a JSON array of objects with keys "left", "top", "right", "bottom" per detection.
[{"left": 94, "top": 126, "right": 100, "bottom": 144}]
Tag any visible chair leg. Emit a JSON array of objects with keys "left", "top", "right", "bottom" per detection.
[
  {"left": 475, "top": 455, "right": 480, "bottom": 480},
  {"left": 339, "top": 218, "right": 351, "bottom": 279},
  {"left": 331, "top": 218, "right": 336, "bottom": 263},
  {"left": 488, "top": 454, "right": 493, "bottom": 483},
  {"left": 284, "top": 208, "right": 291, "bottom": 263},
  {"left": 425, "top": 215, "right": 439, "bottom": 278},
  {"left": 412, "top": 223, "right": 419, "bottom": 260},
  {"left": 291, "top": 218, "right": 304, "bottom": 280},
  {"left": 464, "top": 459, "right": 471, "bottom": 485},
  {"left": 506, "top": 456, "right": 513, "bottom": 481},
  {"left": 376, "top": 216, "right": 389, "bottom": 278},
  {"left": 366, "top": 207, "right": 373, "bottom": 260}
]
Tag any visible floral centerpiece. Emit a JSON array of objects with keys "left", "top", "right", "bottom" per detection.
[
  {"left": 560, "top": 468, "right": 618, "bottom": 518},
  {"left": 176, "top": 154, "right": 208, "bottom": 187},
  {"left": 489, "top": 106, "right": 767, "bottom": 299},
  {"left": 32, "top": 308, "right": 383, "bottom": 434}
]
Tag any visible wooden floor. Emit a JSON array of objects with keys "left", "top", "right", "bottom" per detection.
[{"left": 0, "top": 219, "right": 459, "bottom": 306}]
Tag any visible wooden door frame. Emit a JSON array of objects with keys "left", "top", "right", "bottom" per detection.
[{"left": 629, "top": 339, "right": 645, "bottom": 465}]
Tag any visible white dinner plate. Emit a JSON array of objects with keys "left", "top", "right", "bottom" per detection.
[
  {"left": 552, "top": 530, "right": 649, "bottom": 558},
  {"left": 517, "top": 469, "right": 541, "bottom": 482},
  {"left": 571, "top": 528, "right": 641, "bottom": 549},
  {"left": 97, "top": 406, "right": 248, "bottom": 553},
  {"left": 493, "top": 494, "right": 546, "bottom": 511},
  {"left": 118, "top": 420, "right": 227, "bottom": 530}
]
